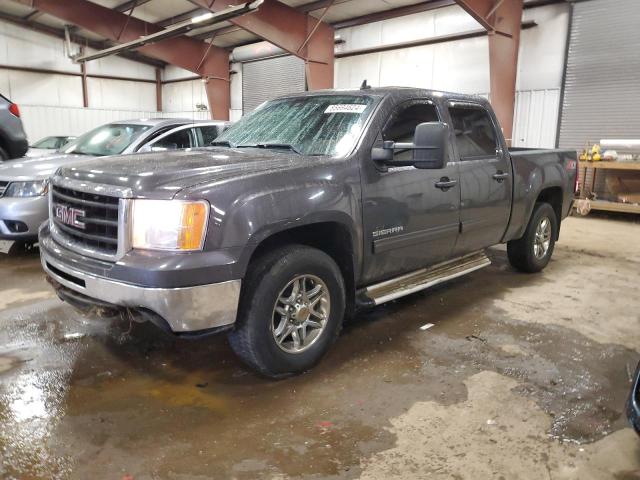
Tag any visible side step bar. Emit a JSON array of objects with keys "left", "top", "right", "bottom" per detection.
[{"left": 358, "top": 251, "right": 491, "bottom": 306}]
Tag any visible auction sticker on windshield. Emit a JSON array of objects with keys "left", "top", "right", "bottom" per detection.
[{"left": 324, "top": 104, "right": 367, "bottom": 114}]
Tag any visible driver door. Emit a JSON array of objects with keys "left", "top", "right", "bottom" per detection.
[{"left": 360, "top": 100, "right": 461, "bottom": 284}]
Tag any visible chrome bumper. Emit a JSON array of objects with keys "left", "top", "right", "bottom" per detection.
[{"left": 41, "top": 249, "right": 241, "bottom": 333}]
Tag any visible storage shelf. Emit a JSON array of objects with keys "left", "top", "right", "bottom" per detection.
[
  {"left": 577, "top": 161, "right": 640, "bottom": 215},
  {"left": 579, "top": 161, "right": 640, "bottom": 170},
  {"left": 586, "top": 200, "right": 640, "bottom": 214}
]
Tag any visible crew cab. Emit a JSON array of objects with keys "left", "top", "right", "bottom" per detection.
[{"left": 39, "top": 87, "right": 577, "bottom": 377}]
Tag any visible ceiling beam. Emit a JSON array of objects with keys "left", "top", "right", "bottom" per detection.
[
  {"left": 187, "top": 0, "right": 334, "bottom": 89},
  {"left": 0, "top": 10, "right": 166, "bottom": 68}
]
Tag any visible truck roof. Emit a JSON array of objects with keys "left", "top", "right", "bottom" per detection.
[
  {"left": 283, "top": 87, "right": 486, "bottom": 101},
  {"left": 282, "top": 86, "right": 490, "bottom": 105}
]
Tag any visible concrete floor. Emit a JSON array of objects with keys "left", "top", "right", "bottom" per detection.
[{"left": 0, "top": 215, "right": 639, "bottom": 479}]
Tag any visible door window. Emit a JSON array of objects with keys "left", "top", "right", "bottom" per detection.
[
  {"left": 196, "top": 125, "right": 222, "bottom": 146},
  {"left": 152, "top": 128, "right": 193, "bottom": 150},
  {"left": 448, "top": 106, "right": 497, "bottom": 159},
  {"left": 383, "top": 103, "right": 439, "bottom": 161}
]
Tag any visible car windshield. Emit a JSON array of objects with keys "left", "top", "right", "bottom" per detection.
[
  {"left": 32, "top": 137, "right": 60, "bottom": 149},
  {"left": 63, "top": 124, "right": 151, "bottom": 156},
  {"left": 216, "top": 95, "right": 376, "bottom": 157}
]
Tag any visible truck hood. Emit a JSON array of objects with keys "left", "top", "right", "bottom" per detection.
[
  {"left": 58, "top": 148, "right": 323, "bottom": 199},
  {"left": 0, "top": 154, "right": 96, "bottom": 181}
]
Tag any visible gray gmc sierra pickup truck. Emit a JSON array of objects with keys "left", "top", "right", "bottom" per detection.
[{"left": 39, "top": 87, "right": 577, "bottom": 377}]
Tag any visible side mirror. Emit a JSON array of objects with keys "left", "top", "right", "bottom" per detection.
[
  {"left": 371, "top": 122, "right": 449, "bottom": 170},
  {"left": 411, "top": 122, "right": 448, "bottom": 169}
]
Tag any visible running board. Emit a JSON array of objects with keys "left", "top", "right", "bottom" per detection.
[{"left": 358, "top": 251, "right": 491, "bottom": 306}]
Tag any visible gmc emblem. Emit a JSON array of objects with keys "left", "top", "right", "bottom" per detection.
[{"left": 55, "top": 205, "right": 86, "bottom": 230}]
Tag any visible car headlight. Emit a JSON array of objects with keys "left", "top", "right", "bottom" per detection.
[
  {"left": 131, "top": 199, "right": 209, "bottom": 251},
  {"left": 4, "top": 180, "right": 49, "bottom": 198}
]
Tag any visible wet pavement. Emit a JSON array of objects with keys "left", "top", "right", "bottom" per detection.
[{"left": 0, "top": 216, "right": 639, "bottom": 479}]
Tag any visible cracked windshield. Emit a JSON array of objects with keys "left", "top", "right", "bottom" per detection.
[{"left": 215, "top": 95, "right": 376, "bottom": 157}]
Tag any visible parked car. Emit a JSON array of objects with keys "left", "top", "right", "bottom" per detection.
[
  {"left": 39, "top": 87, "right": 577, "bottom": 378},
  {"left": 26, "top": 136, "right": 77, "bottom": 158},
  {"left": 0, "top": 119, "right": 228, "bottom": 245},
  {"left": 0, "top": 94, "right": 28, "bottom": 160},
  {"left": 628, "top": 361, "right": 640, "bottom": 435}
]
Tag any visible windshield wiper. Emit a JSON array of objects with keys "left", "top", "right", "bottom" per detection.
[
  {"left": 210, "top": 140, "right": 234, "bottom": 147},
  {"left": 237, "top": 143, "right": 303, "bottom": 155}
]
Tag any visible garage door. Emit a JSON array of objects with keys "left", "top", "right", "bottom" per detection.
[
  {"left": 558, "top": 0, "right": 640, "bottom": 149},
  {"left": 242, "top": 55, "right": 306, "bottom": 115}
]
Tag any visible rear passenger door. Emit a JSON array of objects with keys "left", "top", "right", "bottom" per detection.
[{"left": 447, "top": 103, "right": 512, "bottom": 254}]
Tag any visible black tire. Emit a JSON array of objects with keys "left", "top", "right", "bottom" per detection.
[
  {"left": 507, "top": 202, "right": 557, "bottom": 273},
  {"left": 228, "top": 244, "right": 345, "bottom": 378},
  {"left": 0, "top": 146, "right": 8, "bottom": 161}
]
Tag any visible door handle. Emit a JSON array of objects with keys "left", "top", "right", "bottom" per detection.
[
  {"left": 492, "top": 171, "right": 509, "bottom": 182},
  {"left": 435, "top": 177, "right": 458, "bottom": 191}
]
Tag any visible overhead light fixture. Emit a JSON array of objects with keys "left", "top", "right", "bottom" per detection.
[{"left": 192, "top": 12, "right": 215, "bottom": 24}]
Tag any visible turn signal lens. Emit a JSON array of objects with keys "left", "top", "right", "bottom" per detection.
[{"left": 131, "top": 199, "right": 209, "bottom": 251}]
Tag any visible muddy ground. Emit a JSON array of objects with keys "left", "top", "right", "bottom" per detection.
[{"left": 0, "top": 215, "right": 639, "bottom": 479}]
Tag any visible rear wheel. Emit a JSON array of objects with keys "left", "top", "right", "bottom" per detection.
[
  {"left": 228, "top": 245, "right": 345, "bottom": 378},
  {"left": 507, "top": 202, "right": 557, "bottom": 273}
]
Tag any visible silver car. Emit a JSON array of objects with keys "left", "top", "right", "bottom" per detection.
[{"left": 0, "top": 118, "right": 230, "bottom": 244}]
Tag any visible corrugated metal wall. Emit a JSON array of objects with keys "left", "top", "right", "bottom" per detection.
[
  {"left": 558, "top": 0, "right": 640, "bottom": 149},
  {"left": 242, "top": 56, "right": 305, "bottom": 114},
  {"left": 512, "top": 89, "right": 561, "bottom": 148}
]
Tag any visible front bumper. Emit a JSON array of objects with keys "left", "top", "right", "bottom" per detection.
[
  {"left": 627, "top": 361, "right": 640, "bottom": 435},
  {"left": 0, "top": 195, "right": 47, "bottom": 240},
  {"left": 40, "top": 228, "right": 241, "bottom": 333}
]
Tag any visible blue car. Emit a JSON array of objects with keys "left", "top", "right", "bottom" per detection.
[{"left": 628, "top": 361, "right": 640, "bottom": 434}]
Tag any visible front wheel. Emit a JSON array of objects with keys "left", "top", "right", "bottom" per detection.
[
  {"left": 228, "top": 245, "right": 345, "bottom": 378},
  {"left": 507, "top": 202, "right": 557, "bottom": 273}
]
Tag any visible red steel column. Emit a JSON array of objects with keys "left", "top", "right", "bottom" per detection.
[
  {"left": 15, "top": 0, "right": 230, "bottom": 119},
  {"left": 189, "top": 0, "right": 334, "bottom": 90},
  {"left": 455, "top": 0, "right": 523, "bottom": 145}
]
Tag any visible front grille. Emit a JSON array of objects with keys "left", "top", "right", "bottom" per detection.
[
  {"left": 51, "top": 185, "right": 119, "bottom": 256},
  {"left": 0, "top": 180, "right": 8, "bottom": 197}
]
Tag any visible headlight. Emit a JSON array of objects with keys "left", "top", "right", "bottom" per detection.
[
  {"left": 4, "top": 180, "right": 49, "bottom": 198},
  {"left": 131, "top": 199, "right": 209, "bottom": 251}
]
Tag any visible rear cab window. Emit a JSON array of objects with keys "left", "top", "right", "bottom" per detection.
[{"left": 448, "top": 104, "right": 498, "bottom": 159}]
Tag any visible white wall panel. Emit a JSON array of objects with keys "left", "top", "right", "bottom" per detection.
[
  {"left": 84, "top": 49, "right": 156, "bottom": 80},
  {"left": 517, "top": 4, "right": 570, "bottom": 91},
  {"left": 0, "top": 21, "right": 79, "bottom": 73},
  {"left": 335, "top": 36, "right": 489, "bottom": 93},
  {"left": 0, "top": 69, "right": 84, "bottom": 107},
  {"left": 163, "top": 65, "right": 197, "bottom": 82},
  {"left": 512, "top": 89, "right": 561, "bottom": 148},
  {"left": 162, "top": 79, "right": 208, "bottom": 113},
  {"left": 87, "top": 78, "right": 156, "bottom": 110}
]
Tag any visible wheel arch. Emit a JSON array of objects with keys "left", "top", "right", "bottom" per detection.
[{"left": 239, "top": 216, "right": 359, "bottom": 318}]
